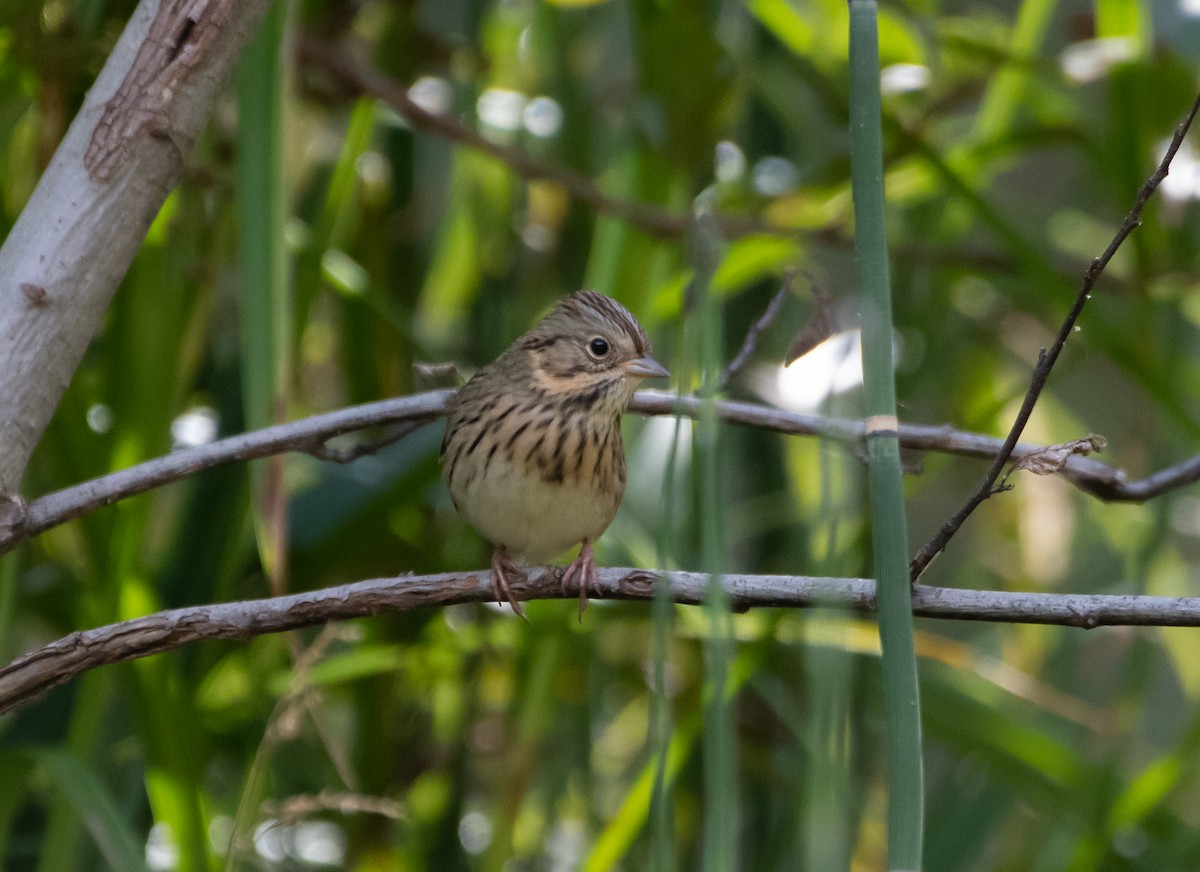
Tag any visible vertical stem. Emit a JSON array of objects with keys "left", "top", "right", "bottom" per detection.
[
  {"left": 847, "top": 2, "right": 925, "bottom": 869},
  {"left": 649, "top": 576, "right": 676, "bottom": 872},
  {"left": 693, "top": 216, "right": 736, "bottom": 872},
  {"left": 237, "top": 1, "right": 292, "bottom": 595},
  {"left": 650, "top": 417, "right": 683, "bottom": 872}
]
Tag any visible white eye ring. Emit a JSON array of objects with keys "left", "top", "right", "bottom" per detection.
[{"left": 587, "top": 336, "right": 610, "bottom": 358}]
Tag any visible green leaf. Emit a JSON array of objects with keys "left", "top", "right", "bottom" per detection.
[
  {"left": 31, "top": 747, "right": 150, "bottom": 872},
  {"left": 711, "top": 235, "right": 801, "bottom": 296}
]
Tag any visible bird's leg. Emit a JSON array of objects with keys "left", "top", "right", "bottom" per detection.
[
  {"left": 490, "top": 547, "right": 527, "bottom": 618},
  {"left": 561, "top": 539, "right": 601, "bottom": 620}
]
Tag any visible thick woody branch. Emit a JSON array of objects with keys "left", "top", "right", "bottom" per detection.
[
  {"left": 0, "top": 0, "right": 275, "bottom": 500},
  {"left": 1, "top": 389, "right": 1192, "bottom": 557},
  {"left": 4, "top": 568, "right": 1200, "bottom": 715}
]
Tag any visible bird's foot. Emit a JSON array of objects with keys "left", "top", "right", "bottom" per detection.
[
  {"left": 490, "top": 548, "right": 528, "bottom": 619},
  {"left": 561, "top": 540, "right": 601, "bottom": 621}
]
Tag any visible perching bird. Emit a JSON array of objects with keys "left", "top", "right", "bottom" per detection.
[{"left": 440, "top": 291, "right": 670, "bottom": 617}]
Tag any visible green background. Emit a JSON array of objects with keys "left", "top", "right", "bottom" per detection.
[{"left": 2, "top": 0, "right": 1200, "bottom": 869}]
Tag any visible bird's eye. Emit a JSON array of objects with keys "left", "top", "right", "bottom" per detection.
[{"left": 587, "top": 337, "right": 610, "bottom": 358}]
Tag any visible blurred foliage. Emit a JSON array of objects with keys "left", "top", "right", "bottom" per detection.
[{"left": 2, "top": 0, "right": 1200, "bottom": 870}]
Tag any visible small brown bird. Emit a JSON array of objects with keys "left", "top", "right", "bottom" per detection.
[{"left": 440, "top": 291, "right": 670, "bottom": 617}]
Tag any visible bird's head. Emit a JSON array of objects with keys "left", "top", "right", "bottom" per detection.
[{"left": 518, "top": 290, "right": 670, "bottom": 411}]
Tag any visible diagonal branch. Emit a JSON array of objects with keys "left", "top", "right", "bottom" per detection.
[
  {"left": 295, "top": 33, "right": 1030, "bottom": 273},
  {"left": 0, "top": 391, "right": 453, "bottom": 554},
  {"left": 719, "top": 271, "right": 795, "bottom": 390},
  {"left": 909, "top": 92, "right": 1200, "bottom": 581},
  {"left": 298, "top": 35, "right": 699, "bottom": 239},
  {"left": 0, "top": 0, "right": 276, "bottom": 501},
  {"left": 4, "top": 568, "right": 1200, "bottom": 716}
]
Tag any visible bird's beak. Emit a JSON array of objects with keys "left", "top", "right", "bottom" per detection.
[{"left": 623, "top": 355, "right": 671, "bottom": 380}]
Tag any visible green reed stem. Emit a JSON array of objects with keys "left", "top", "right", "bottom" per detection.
[
  {"left": 650, "top": 417, "right": 682, "bottom": 872},
  {"left": 692, "top": 215, "right": 736, "bottom": 872},
  {"left": 847, "top": 2, "right": 924, "bottom": 869},
  {"left": 229, "top": 6, "right": 290, "bottom": 863}
]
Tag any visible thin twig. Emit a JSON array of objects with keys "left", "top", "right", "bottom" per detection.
[
  {"left": 719, "top": 271, "right": 795, "bottom": 389},
  {"left": 297, "top": 34, "right": 1135, "bottom": 298},
  {"left": 261, "top": 790, "right": 406, "bottom": 824},
  {"left": 2, "top": 389, "right": 1197, "bottom": 558},
  {"left": 299, "top": 420, "right": 429, "bottom": 463},
  {"left": 297, "top": 35, "right": 1024, "bottom": 263},
  {"left": 909, "top": 92, "right": 1200, "bottom": 581},
  {"left": 4, "top": 568, "right": 1200, "bottom": 716}
]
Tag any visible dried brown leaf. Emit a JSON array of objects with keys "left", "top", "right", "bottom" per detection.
[
  {"left": 1011, "top": 434, "right": 1108, "bottom": 476},
  {"left": 784, "top": 280, "right": 834, "bottom": 365}
]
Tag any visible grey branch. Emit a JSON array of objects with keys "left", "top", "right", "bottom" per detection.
[
  {"left": 0, "top": 0, "right": 274, "bottom": 499},
  {"left": 1, "top": 389, "right": 1194, "bottom": 557},
  {"left": 4, "top": 568, "right": 1200, "bottom": 715},
  {"left": 2, "top": 392, "right": 453, "bottom": 555}
]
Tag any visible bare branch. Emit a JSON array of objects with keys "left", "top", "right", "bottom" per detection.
[
  {"left": 299, "top": 35, "right": 1015, "bottom": 274},
  {"left": 2, "top": 392, "right": 452, "bottom": 556},
  {"left": 297, "top": 35, "right": 699, "bottom": 239},
  {"left": 299, "top": 420, "right": 432, "bottom": 463},
  {"left": 296, "top": 33, "right": 1104, "bottom": 294},
  {"left": 910, "top": 92, "right": 1200, "bottom": 581},
  {"left": 4, "top": 568, "right": 1200, "bottom": 715},
  {"left": 4, "top": 389, "right": 1198, "bottom": 558}
]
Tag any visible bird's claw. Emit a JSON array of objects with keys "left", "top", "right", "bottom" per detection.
[
  {"left": 490, "top": 548, "right": 528, "bottom": 620},
  {"left": 561, "top": 541, "right": 601, "bottom": 621}
]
